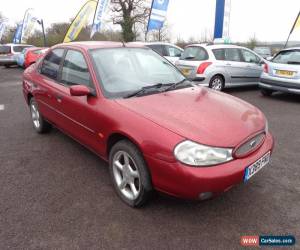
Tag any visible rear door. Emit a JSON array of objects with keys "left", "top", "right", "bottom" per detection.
[
  {"left": 34, "top": 48, "right": 65, "bottom": 122},
  {"left": 240, "top": 49, "right": 263, "bottom": 83},
  {"left": 0, "top": 45, "right": 12, "bottom": 62},
  {"left": 223, "top": 48, "right": 250, "bottom": 84}
]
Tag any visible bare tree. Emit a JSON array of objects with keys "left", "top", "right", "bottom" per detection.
[{"left": 111, "top": 0, "right": 150, "bottom": 42}]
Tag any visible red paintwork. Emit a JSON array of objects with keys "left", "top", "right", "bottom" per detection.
[
  {"left": 22, "top": 42, "right": 274, "bottom": 200},
  {"left": 24, "top": 47, "right": 48, "bottom": 68}
]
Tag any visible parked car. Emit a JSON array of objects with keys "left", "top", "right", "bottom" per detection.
[
  {"left": 259, "top": 47, "right": 300, "bottom": 96},
  {"left": 254, "top": 47, "right": 272, "bottom": 59},
  {"left": 0, "top": 44, "right": 33, "bottom": 67},
  {"left": 23, "top": 42, "right": 274, "bottom": 207},
  {"left": 129, "top": 42, "right": 183, "bottom": 64},
  {"left": 176, "top": 44, "right": 264, "bottom": 91},
  {"left": 16, "top": 48, "right": 31, "bottom": 68},
  {"left": 24, "top": 47, "right": 48, "bottom": 68}
]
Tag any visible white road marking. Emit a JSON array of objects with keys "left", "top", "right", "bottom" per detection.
[{"left": 0, "top": 105, "right": 4, "bottom": 111}]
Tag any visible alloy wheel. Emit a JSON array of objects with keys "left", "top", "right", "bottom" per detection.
[
  {"left": 30, "top": 101, "right": 40, "bottom": 129},
  {"left": 112, "top": 151, "right": 141, "bottom": 200}
]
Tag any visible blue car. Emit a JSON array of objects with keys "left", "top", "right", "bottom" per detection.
[{"left": 16, "top": 48, "right": 30, "bottom": 68}]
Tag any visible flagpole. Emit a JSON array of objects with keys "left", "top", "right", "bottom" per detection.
[
  {"left": 91, "top": 0, "right": 99, "bottom": 39},
  {"left": 284, "top": 10, "right": 300, "bottom": 49},
  {"left": 145, "top": 0, "right": 154, "bottom": 42}
]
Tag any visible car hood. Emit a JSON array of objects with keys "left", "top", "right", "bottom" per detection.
[{"left": 115, "top": 87, "right": 266, "bottom": 147}]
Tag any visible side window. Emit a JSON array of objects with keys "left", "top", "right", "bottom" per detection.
[
  {"left": 61, "top": 50, "right": 92, "bottom": 88},
  {"left": 241, "top": 49, "right": 260, "bottom": 64},
  {"left": 147, "top": 45, "right": 166, "bottom": 56},
  {"left": 224, "top": 48, "right": 242, "bottom": 62},
  {"left": 166, "top": 46, "right": 182, "bottom": 57},
  {"left": 41, "top": 49, "right": 64, "bottom": 80},
  {"left": 212, "top": 49, "right": 225, "bottom": 60}
]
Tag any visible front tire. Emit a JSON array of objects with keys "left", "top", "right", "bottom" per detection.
[
  {"left": 30, "top": 98, "right": 52, "bottom": 133},
  {"left": 109, "top": 140, "right": 152, "bottom": 207},
  {"left": 260, "top": 88, "right": 273, "bottom": 96},
  {"left": 209, "top": 75, "right": 224, "bottom": 91}
]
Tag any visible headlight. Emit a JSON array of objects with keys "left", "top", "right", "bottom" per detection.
[{"left": 174, "top": 140, "right": 233, "bottom": 166}]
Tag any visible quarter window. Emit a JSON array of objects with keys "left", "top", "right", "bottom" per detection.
[
  {"left": 40, "top": 49, "right": 64, "bottom": 80},
  {"left": 61, "top": 50, "right": 92, "bottom": 88},
  {"left": 212, "top": 49, "right": 225, "bottom": 60},
  {"left": 166, "top": 46, "right": 182, "bottom": 57},
  {"left": 147, "top": 45, "right": 166, "bottom": 56}
]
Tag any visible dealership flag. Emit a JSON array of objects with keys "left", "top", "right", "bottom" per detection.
[
  {"left": 21, "top": 9, "right": 39, "bottom": 43},
  {"left": 90, "top": 0, "right": 110, "bottom": 38},
  {"left": 214, "top": 0, "right": 231, "bottom": 39},
  {"left": 147, "top": 0, "right": 170, "bottom": 32},
  {"left": 0, "top": 21, "right": 7, "bottom": 41},
  {"left": 13, "top": 24, "right": 23, "bottom": 43},
  {"left": 64, "top": 0, "right": 97, "bottom": 43}
]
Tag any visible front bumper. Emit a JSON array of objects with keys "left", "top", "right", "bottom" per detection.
[
  {"left": 259, "top": 77, "right": 300, "bottom": 94},
  {"left": 146, "top": 133, "right": 274, "bottom": 200}
]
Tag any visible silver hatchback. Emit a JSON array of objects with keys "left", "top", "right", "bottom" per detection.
[
  {"left": 176, "top": 44, "right": 264, "bottom": 91},
  {"left": 259, "top": 47, "right": 300, "bottom": 96}
]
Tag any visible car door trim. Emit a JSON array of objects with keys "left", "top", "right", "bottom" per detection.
[{"left": 38, "top": 99, "right": 96, "bottom": 134}]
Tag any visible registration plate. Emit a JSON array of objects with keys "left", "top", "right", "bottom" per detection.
[
  {"left": 181, "top": 68, "right": 190, "bottom": 76},
  {"left": 244, "top": 152, "right": 270, "bottom": 182},
  {"left": 276, "top": 70, "right": 295, "bottom": 77}
]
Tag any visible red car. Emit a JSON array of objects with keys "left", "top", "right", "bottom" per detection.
[
  {"left": 24, "top": 47, "right": 48, "bottom": 68},
  {"left": 22, "top": 42, "right": 274, "bottom": 207}
]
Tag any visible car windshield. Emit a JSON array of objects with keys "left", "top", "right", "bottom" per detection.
[
  {"left": 90, "top": 47, "right": 185, "bottom": 98},
  {"left": 272, "top": 49, "right": 300, "bottom": 64},
  {"left": 180, "top": 46, "right": 208, "bottom": 61},
  {"left": 0, "top": 46, "right": 11, "bottom": 54}
]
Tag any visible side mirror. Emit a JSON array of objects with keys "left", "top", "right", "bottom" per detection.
[{"left": 70, "top": 85, "right": 91, "bottom": 96}]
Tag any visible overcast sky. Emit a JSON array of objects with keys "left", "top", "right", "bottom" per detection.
[{"left": 0, "top": 0, "right": 299, "bottom": 42}]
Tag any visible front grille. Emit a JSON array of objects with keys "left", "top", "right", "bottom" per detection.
[{"left": 234, "top": 132, "right": 265, "bottom": 158}]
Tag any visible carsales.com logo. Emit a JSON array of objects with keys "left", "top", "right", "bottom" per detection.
[{"left": 241, "top": 235, "right": 296, "bottom": 247}]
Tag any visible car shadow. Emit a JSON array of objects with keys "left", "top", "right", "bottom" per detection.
[{"left": 265, "top": 92, "right": 300, "bottom": 104}]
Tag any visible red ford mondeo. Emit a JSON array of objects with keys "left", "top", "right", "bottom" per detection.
[{"left": 23, "top": 42, "right": 274, "bottom": 207}]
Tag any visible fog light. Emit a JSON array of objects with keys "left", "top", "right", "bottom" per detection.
[{"left": 198, "top": 192, "right": 213, "bottom": 201}]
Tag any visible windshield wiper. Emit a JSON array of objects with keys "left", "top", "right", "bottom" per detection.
[
  {"left": 287, "top": 61, "right": 300, "bottom": 65},
  {"left": 163, "top": 79, "right": 189, "bottom": 92},
  {"left": 125, "top": 83, "right": 165, "bottom": 98}
]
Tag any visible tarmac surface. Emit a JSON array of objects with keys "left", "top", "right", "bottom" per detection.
[{"left": 0, "top": 67, "right": 299, "bottom": 249}]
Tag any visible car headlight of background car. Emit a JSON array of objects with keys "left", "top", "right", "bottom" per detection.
[{"left": 174, "top": 140, "right": 233, "bottom": 166}]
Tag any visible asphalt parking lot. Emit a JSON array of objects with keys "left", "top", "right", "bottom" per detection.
[{"left": 0, "top": 67, "right": 299, "bottom": 250}]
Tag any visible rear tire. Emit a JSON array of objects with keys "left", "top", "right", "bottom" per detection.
[
  {"left": 260, "top": 88, "right": 273, "bottom": 96},
  {"left": 209, "top": 75, "right": 224, "bottom": 91},
  {"left": 109, "top": 140, "right": 152, "bottom": 207},
  {"left": 29, "top": 98, "right": 52, "bottom": 133},
  {"left": 4, "top": 65, "right": 10, "bottom": 68}
]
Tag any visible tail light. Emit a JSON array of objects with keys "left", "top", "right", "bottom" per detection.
[
  {"left": 197, "top": 62, "right": 212, "bottom": 74},
  {"left": 263, "top": 64, "right": 269, "bottom": 73}
]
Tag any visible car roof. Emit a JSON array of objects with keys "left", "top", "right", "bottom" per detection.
[
  {"left": 53, "top": 41, "right": 147, "bottom": 50},
  {"left": 185, "top": 43, "right": 246, "bottom": 50},
  {"left": 128, "top": 41, "right": 184, "bottom": 50}
]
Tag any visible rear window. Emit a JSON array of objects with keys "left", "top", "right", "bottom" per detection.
[
  {"left": 0, "top": 46, "right": 11, "bottom": 54},
  {"left": 180, "top": 46, "right": 208, "bottom": 61},
  {"left": 272, "top": 50, "right": 300, "bottom": 65},
  {"left": 13, "top": 45, "right": 32, "bottom": 53}
]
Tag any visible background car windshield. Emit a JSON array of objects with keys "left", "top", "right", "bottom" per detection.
[
  {"left": 180, "top": 46, "right": 208, "bottom": 61},
  {"left": 272, "top": 50, "right": 300, "bottom": 64},
  {"left": 90, "top": 48, "right": 185, "bottom": 98}
]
